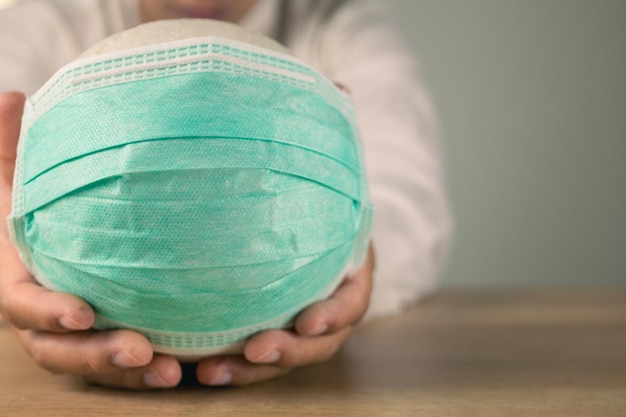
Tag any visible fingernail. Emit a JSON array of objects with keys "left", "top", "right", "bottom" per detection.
[
  {"left": 209, "top": 372, "right": 232, "bottom": 386},
  {"left": 59, "top": 315, "right": 87, "bottom": 330},
  {"left": 253, "top": 350, "right": 281, "bottom": 364},
  {"left": 59, "top": 307, "right": 93, "bottom": 330},
  {"left": 112, "top": 351, "right": 141, "bottom": 368},
  {"left": 143, "top": 371, "right": 173, "bottom": 388},
  {"left": 309, "top": 323, "right": 328, "bottom": 336}
]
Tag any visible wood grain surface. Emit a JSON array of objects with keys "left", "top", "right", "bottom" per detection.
[{"left": 1, "top": 289, "right": 625, "bottom": 416}]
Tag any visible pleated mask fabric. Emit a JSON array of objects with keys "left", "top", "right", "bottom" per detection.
[{"left": 8, "top": 35, "right": 373, "bottom": 357}]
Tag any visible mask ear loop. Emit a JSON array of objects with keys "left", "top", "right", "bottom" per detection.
[
  {"left": 275, "top": 0, "right": 290, "bottom": 45},
  {"left": 7, "top": 99, "right": 35, "bottom": 270}
]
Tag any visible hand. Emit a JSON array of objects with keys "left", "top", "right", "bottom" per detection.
[
  {"left": 195, "top": 243, "right": 375, "bottom": 386},
  {"left": 0, "top": 91, "right": 182, "bottom": 390}
]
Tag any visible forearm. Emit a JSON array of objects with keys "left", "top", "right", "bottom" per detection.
[
  {"left": 311, "top": 0, "right": 453, "bottom": 317},
  {"left": 347, "top": 65, "right": 452, "bottom": 318}
]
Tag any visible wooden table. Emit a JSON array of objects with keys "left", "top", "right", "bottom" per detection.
[{"left": 1, "top": 289, "right": 625, "bottom": 416}]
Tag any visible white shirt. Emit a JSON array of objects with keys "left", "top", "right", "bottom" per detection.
[{"left": 0, "top": 0, "right": 452, "bottom": 319}]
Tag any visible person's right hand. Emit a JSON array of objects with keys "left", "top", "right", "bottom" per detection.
[{"left": 0, "top": 91, "right": 182, "bottom": 390}]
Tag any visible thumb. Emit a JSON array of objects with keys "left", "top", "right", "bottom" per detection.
[
  {"left": 0, "top": 92, "right": 26, "bottom": 238},
  {"left": 0, "top": 91, "right": 26, "bottom": 183}
]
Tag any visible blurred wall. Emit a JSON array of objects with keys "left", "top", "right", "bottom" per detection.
[
  {"left": 387, "top": 0, "right": 626, "bottom": 287},
  {"left": 1, "top": 0, "right": 624, "bottom": 288}
]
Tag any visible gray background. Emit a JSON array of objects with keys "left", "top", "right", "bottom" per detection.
[{"left": 388, "top": 0, "right": 626, "bottom": 288}]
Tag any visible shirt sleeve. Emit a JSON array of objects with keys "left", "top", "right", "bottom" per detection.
[
  {"left": 295, "top": 0, "right": 453, "bottom": 318},
  {"left": 0, "top": 1, "right": 82, "bottom": 95},
  {"left": 0, "top": 0, "right": 139, "bottom": 95}
]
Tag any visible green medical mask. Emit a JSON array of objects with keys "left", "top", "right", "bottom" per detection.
[{"left": 8, "top": 35, "right": 373, "bottom": 357}]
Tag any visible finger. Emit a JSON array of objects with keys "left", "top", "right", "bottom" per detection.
[
  {"left": 295, "top": 244, "right": 375, "bottom": 336},
  {"left": 244, "top": 327, "right": 352, "bottom": 369},
  {"left": 295, "top": 273, "right": 369, "bottom": 336},
  {"left": 1, "top": 270, "right": 95, "bottom": 332},
  {"left": 17, "top": 328, "right": 154, "bottom": 376},
  {"left": 83, "top": 354, "right": 182, "bottom": 390},
  {"left": 196, "top": 355, "right": 291, "bottom": 387}
]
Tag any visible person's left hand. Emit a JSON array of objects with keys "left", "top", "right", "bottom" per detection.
[{"left": 195, "top": 243, "right": 375, "bottom": 386}]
